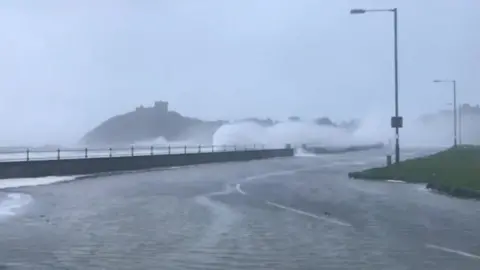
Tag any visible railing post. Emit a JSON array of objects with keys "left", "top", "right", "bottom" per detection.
[
  {"left": 109, "top": 148, "right": 112, "bottom": 158},
  {"left": 26, "top": 148, "right": 30, "bottom": 161},
  {"left": 184, "top": 145, "right": 187, "bottom": 154},
  {"left": 150, "top": 146, "right": 154, "bottom": 155},
  {"left": 84, "top": 148, "right": 88, "bottom": 158},
  {"left": 234, "top": 145, "right": 237, "bottom": 151},
  {"left": 168, "top": 145, "right": 171, "bottom": 155},
  {"left": 57, "top": 149, "right": 60, "bottom": 160},
  {"left": 212, "top": 145, "right": 214, "bottom": 152},
  {"left": 131, "top": 146, "right": 134, "bottom": 156},
  {"left": 198, "top": 145, "right": 201, "bottom": 153}
]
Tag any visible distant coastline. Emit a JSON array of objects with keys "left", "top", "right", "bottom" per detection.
[
  {"left": 76, "top": 101, "right": 480, "bottom": 147},
  {"left": 79, "top": 100, "right": 344, "bottom": 147}
]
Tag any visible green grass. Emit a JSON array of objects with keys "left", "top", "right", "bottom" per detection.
[{"left": 349, "top": 145, "right": 480, "bottom": 191}]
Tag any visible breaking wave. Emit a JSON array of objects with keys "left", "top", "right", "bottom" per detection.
[{"left": 212, "top": 121, "right": 384, "bottom": 149}]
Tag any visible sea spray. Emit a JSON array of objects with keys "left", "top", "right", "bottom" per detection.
[{"left": 213, "top": 120, "right": 382, "bottom": 149}]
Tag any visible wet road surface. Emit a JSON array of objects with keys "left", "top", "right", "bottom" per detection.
[{"left": 0, "top": 149, "right": 479, "bottom": 269}]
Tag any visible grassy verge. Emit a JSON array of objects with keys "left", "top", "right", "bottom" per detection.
[{"left": 348, "top": 145, "right": 480, "bottom": 199}]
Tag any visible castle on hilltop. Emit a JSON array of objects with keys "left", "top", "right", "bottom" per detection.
[{"left": 135, "top": 100, "right": 169, "bottom": 113}]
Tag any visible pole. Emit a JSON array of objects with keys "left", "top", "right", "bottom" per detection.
[
  {"left": 453, "top": 80, "right": 457, "bottom": 147},
  {"left": 393, "top": 8, "right": 400, "bottom": 164},
  {"left": 458, "top": 104, "right": 462, "bottom": 145}
]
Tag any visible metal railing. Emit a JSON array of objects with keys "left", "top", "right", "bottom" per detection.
[{"left": 0, "top": 144, "right": 268, "bottom": 162}]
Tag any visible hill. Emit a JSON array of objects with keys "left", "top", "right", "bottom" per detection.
[
  {"left": 80, "top": 100, "right": 347, "bottom": 146},
  {"left": 80, "top": 101, "right": 225, "bottom": 146}
]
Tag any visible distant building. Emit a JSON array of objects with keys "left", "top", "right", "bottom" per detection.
[
  {"left": 288, "top": 116, "right": 301, "bottom": 122},
  {"left": 154, "top": 100, "right": 169, "bottom": 113}
]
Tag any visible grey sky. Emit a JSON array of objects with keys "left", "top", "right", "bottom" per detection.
[{"left": 0, "top": 0, "right": 478, "bottom": 145}]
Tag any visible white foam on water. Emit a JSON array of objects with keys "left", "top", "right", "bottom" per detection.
[
  {"left": 244, "top": 170, "right": 299, "bottom": 181},
  {"left": 0, "top": 175, "right": 82, "bottom": 219},
  {"left": 235, "top": 183, "right": 247, "bottom": 195},
  {"left": 0, "top": 193, "right": 33, "bottom": 217},
  {"left": 294, "top": 148, "right": 318, "bottom": 157},
  {"left": 211, "top": 112, "right": 464, "bottom": 152},
  {"left": 235, "top": 168, "right": 353, "bottom": 228},
  {"left": 213, "top": 121, "right": 378, "bottom": 149},
  {"left": 386, "top": 180, "right": 406, "bottom": 183},
  {"left": 426, "top": 244, "right": 480, "bottom": 260},
  {"left": 0, "top": 175, "right": 80, "bottom": 189}
]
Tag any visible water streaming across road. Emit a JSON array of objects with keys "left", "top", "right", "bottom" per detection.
[{"left": 0, "top": 148, "right": 479, "bottom": 269}]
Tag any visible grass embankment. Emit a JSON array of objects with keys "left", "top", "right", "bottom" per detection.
[{"left": 348, "top": 145, "right": 480, "bottom": 199}]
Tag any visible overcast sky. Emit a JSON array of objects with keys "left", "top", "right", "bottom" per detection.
[{"left": 0, "top": 0, "right": 478, "bottom": 145}]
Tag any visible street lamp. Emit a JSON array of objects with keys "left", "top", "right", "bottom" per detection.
[
  {"left": 350, "top": 8, "right": 402, "bottom": 164},
  {"left": 459, "top": 105, "right": 462, "bottom": 145},
  {"left": 350, "top": 9, "right": 367, "bottom": 14},
  {"left": 433, "top": 79, "right": 458, "bottom": 147},
  {"left": 444, "top": 102, "right": 462, "bottom": 145}
]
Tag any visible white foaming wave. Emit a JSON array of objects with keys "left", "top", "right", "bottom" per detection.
[
  {"left": 212, "top": 110, "right": 469, "bottom": 151},
  {"left": 0, "top": 175, "right": 82, "bottom": 219},
  {"left": 213, "top": 122, "right": 269, "bottom": 146},
  {"left": 0, "top": 193, "right": 33, "bottom": 217},
  {"left": 386, "top": 180, "right": 406, "bottom": 183},
  {"left": 0, "top": 175, "right": 80, "bottom": 189},
  {"left": 212, "top": 121, "right": 381, "bottom": 150},
  {"left": 294, "top": 148, "right": 317, "bottom": 157}
]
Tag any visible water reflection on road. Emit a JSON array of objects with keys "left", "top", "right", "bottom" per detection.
[{"left": 0, "top": 148, "right": 478, "bottom": 269}]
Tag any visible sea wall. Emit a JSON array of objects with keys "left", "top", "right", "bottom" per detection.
[{"left": 0, "top": 148, "right": 293, "bottom": 179}]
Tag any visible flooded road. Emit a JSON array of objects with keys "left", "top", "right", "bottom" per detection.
[{"left": 0, "top": 149, "right": 479, "bottom": 269}]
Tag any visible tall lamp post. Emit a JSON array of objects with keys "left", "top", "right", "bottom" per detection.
[
  {"left": 459, "top": 105, "right": 462, "bottom": 145},
  {"left": 433, "top": 79, "right": 457, "bottom": 147},
  {"left": 350, "top": 8, "right": 402, "bottom": 164}
]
